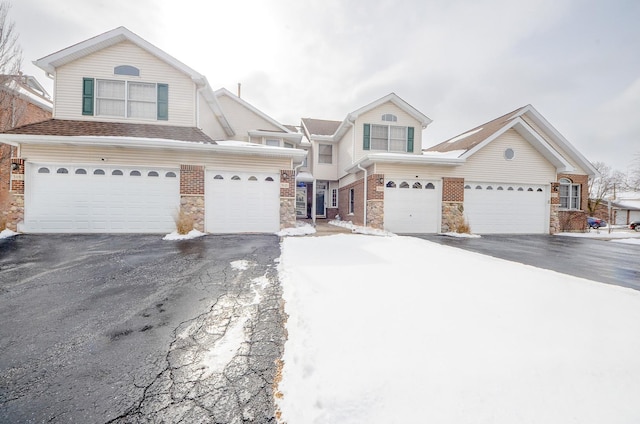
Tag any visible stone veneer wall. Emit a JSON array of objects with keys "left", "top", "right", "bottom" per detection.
[
  {"left": 366, "top": 173, "right": 384, "bottom": 229},
  {"left": 1, "top": 158, "right": 25, "bottom": 231},
  {"left": 549, "top": 181, "right": 560, "bottom": 234},
  {"left": 280, "top": 169, "right": 295, "bottom": 229},
  {"left": 180, "top": 196, "right": 205, "bottom": 232}
]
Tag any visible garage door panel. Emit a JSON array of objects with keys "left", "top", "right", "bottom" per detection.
[
  {"left": 384, "top": 179, "right": 440, "bottom": 233},
  {"left": 464, "top": 183, "right": 548, "bottom": 234},
  {"left": 25, "top": 164, "right": 179, "bottom": 233},
  {"left": 205, "top": 171, "right": 279, "bottom": 233}
]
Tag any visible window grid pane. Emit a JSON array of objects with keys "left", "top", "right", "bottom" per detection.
[{"left": 371, "top": 125, "right": 388, "bottom": 150}]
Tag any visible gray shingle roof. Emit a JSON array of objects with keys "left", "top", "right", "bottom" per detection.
[
  {"left": 2, "top": 119, "right": 216, "bottom": 143},
  {"left": 301, "top": 118, "right": 341, "bottom": 137}
]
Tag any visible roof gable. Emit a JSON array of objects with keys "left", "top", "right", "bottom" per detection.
[
  {"left": 301, "top": 118, "right": 341, "bottom": 137},
  {"left": 426, "top": 105, "right": 597, "bottom": 176},
  {"left": 347, "top": 93, "right": 432, "bottom": 128},
  {"left": 34, "top": 27, "right": 206, "bottom": 86},
  {"left": 213, "top": 88, "right": 293, "bottom": 134}
]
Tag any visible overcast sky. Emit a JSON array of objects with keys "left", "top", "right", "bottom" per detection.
[{"left": 11, "top": 0, "right": 640, "bottom": 173}]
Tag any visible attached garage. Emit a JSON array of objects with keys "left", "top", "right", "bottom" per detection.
[
  {"left": 205, "top": 170, "right": 280, "bottom": 233},
  {"left": 384, "top": 178, "right": 440, "bottom": 233},
  {"left": 24, "top": 163, "right": 180, "bottom": 233},
  {"left": 464, "top": 182, "right": 549, "bottom": 234}
]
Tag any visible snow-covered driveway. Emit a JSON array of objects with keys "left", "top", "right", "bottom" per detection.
[{"left": 277, "top": 234, "right": 640, "bottom": 424}]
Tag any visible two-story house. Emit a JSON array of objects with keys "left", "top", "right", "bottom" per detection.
[
  {"left": 0, "top": 26, "right": 596, "bottom": 235},
  {"left": 297, "top": 93, "right": 596, "bottom": 234},
  {"left": 0, "top": 27, "right": 305, "bottom": 233},
  {"left": 0, "top": 74, "right": 53, "bottom": 228}
]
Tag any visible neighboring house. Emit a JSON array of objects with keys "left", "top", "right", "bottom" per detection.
[
  {"left": 0, "top": 74, "right": 53, "bottom": 227},
  {"left": 610, "top": 192, "right": 640, "bottom": 225},
  {"left": 298, "top": 95, "right": 596, "bottom": 234},
  {"left": 0, "top": 27, "right": 305, "bottom": 233}
]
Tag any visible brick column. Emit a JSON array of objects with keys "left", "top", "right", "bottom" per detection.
[
  {"left": 549, "top": 182, "right": 560, "bottom": 234},
  {"left": 280, "top": 169, "right": 295, "bottom": 229},
  {"left": 1, "top": 158, "right": 25, "bottom": 231},
  {"left": 441, "top": 177, "right": 465, "bottom": 233},
  {"left": 179, "top": 165, "right": 205, "bottom": 232}
]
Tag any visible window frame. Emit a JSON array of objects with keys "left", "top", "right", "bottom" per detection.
[
  {"left": 559, "top": 178, "right": 581, "bottom": 210},
  {"left": 366, "top": 124, "right": 413, "bottom": 152},
  {"left": 95, "top": 79, "right": 158, "bottom": 120},
  {"left": 349, "top": 188, "right": 355, "bottom": 214},
  {"left": 318, "top": 143, "right": 333, "bottom": 164},
  {"left": 331, "top": 188, "right": 338, "bottom": 208}
]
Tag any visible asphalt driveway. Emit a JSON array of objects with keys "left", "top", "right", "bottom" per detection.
[
  {"left": 0, "top": 234, "right": 284, "bottom": 423},
  {"left": 415, "top": 234, "right": 640, "bottom": 291}
]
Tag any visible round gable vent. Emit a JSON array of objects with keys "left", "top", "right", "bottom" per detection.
[{"left": 504, "top": 148, "right": 515, "bottom": 160}]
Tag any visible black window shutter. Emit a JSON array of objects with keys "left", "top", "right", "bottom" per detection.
[
  {"left": 82, "top": 78, "right": 94, "bottom": 116},
  {"left": 363, "top": 123, "right": 371, "bottom": 150},
  {"left": 157, "top": 84, "right": 169, "bottom": 120},
  {"left": 407, "top": 127, "right": 414, "bottom": 152}
]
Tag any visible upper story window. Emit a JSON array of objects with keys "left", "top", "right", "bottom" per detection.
[
  {"left": 82, "top": 77, "right": 168, "bottom": 120},
  {"left": 363, "top": 124, "right": 415, "bottom": 153},
  {"left": 559, "top": 177, "right": 581, "bottom": 210},
  {"left": 265, "top": 139, "right": 281, "bottom": 146},
  {"left": 114, "top": 65, "right": 140, "bottom": 76},
  {"left": 381, "top": 113, "right": 397, "bottom": 122},
  {"left": 318, "top": 144, "right": 333, "bottom": 164}
]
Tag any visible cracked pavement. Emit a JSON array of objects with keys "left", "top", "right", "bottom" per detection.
[{"left": 0, "top": 234, "right": 285, "bottom": 423}]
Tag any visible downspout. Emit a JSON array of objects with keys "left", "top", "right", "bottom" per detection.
[
  {"left": 357, "top": 163, "right": 367, "bottom": 227},
  {"left": 293, "top": 158, "right": 305, "bottom": 223}
]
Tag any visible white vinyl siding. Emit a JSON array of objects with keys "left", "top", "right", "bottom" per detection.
[
  {"left": 54, "top": 41, "right": 196, "bottom": 125},
  {"left": 215, "top": 93, "right": 282, "bottom": 142},
  {"left": 376, "top": 129, "right": 557, "bottom": 184},
  {"left": 21, "top": 145, "right": 291, "bottom": 172},
  {"left": 352, "top": 101, "right": 423, "bottom": 164}
]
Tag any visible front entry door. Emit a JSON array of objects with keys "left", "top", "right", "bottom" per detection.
[{"left": 316, "top": 182, "right": 326, "bottom": 218}]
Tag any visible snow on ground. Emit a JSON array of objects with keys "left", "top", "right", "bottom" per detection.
[
  {"left": 277, "top": 234, "right": 640, "bottom": 424},
  {"left": 612, "top": 238, "right": 640, "bottom": 245},
  {"left": 441, "top": 231, "right": 481, "bottom": 238},
  {"left": 0, "top": 229, "right": 19, "bottom": 239},
  {"left": 557, "top": 229, "right": 640, "bottom": 240},
  {"left": 328, "top": 219, "right": 394, "bottom": 236},
  {"left": 162, "top": 229, "right": 206, "bottom": 240},
  {"left": 276, "top": 222, "right": 316, "bottom": 237}
]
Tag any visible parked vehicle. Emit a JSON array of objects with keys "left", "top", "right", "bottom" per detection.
[
  {"left": 630, "top": 221, "right": 640, "bottom": 231},
  {"left": 587, "top": 217, "right": 607, "bottom": 229}
]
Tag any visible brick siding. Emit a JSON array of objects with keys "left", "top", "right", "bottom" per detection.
[
  {"left": 180, "top": 165, "right": 204, "bottom": 195},
  {"left": 557, "top": 174, "right": 589, "bottom": 232},
  {"left": 442, "top": 177, "right": 464, "bottom": 202},
  {"left": 338, "top": 179, "right": 365, "bottom": 225}
]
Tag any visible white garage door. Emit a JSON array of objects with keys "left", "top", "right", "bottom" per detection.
[
  {"left": 464, "top": 182, "right": 548, "bottom": 234},
  {"left": 25, "top": 163, "right": 180, "bottom": 233},
  {"left": 205, "top": 170, "right": 280, "bottom": 233},
  {"left": 384, "top": 179, "right": 440, "bottom": 233}
]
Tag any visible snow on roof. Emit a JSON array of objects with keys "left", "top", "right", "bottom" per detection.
[
  {"left": 446, "top": 127, "right": 483, "bottom": 144},
  {"left": 421, "top": 149, "right": 467, "bottom": 158}
]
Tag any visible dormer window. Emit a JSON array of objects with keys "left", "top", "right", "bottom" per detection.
[
  {"left": 382, "top": 113, "right": 397, "bottom": 122},
  {"left": 114, "top": 65, "right": 140, "bottom": 76},
  {"left": 82, "top": 77, "right": 168, "bottom": 120}
]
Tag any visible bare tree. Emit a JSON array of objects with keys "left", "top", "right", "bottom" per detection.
[
  {"left": 587, "top": 161, "right": 632, "bottom": 213},
  {"left": 0, "top": 1, "right": 21, "bottom": 77},
  {"left": 0, "top": 1, "right": 22, "bottom": 227},
  {"left": 0, "top": 1, "right": 23, "bottom": 131}
]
